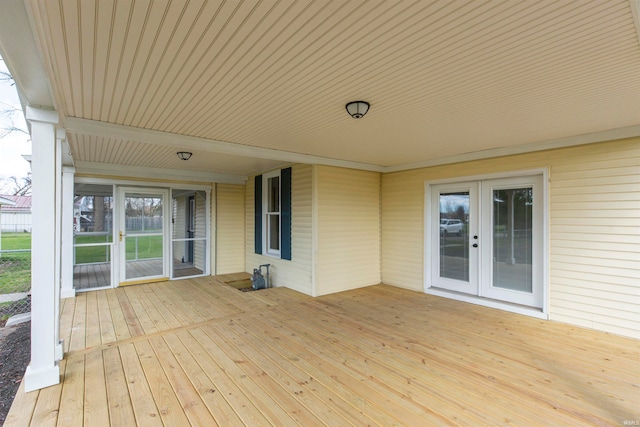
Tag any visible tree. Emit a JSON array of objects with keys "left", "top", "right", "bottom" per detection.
[
  {"left": 0, "top": 57, "right": 31, "bottom": 195},
  {"left": 0, "top": 65, "right": 28, "bottom": 140},
  {"left": 0, "top": 174, "right": 31, "bottom": 195}
]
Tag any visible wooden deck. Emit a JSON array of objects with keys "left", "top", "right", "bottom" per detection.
[
  {"left": 6, "top": 275, "right": 639, "bottom": 426},
  {"left": 74, "top": 260, "right": 203, "bottom": 290}
]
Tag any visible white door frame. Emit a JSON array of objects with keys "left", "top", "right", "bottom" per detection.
[
  {"left": 116, "top": 187, "right": 170, "bottom": 285},
  {"left": 424, "top": 169, "right": 549, "bottom": 319}
]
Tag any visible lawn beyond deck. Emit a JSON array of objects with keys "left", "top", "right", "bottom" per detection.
[{"left": 5, "top": 275, "right": 639, "bottom": 426}]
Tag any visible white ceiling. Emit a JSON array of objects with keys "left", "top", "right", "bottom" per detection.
[{"left": 2, "top": 0, "right": 640, "bottom": 180}]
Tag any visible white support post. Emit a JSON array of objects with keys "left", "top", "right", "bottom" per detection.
[
  {"left": 61, "top": 167, "right": 75, "bottom": 299},
  {"left": 24, "top": 107, "right": 60, "bottom": 392}
]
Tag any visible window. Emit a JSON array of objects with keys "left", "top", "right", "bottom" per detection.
[
  {"left": 254, "top": 168, "right": 292, "bottom": 260},
  {"left": 264, "top": 170, "right": 281, "bottom": 256}
]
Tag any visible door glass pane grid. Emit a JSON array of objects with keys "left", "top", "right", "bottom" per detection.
[
  {"left": 125, "top": 195, "right": 163, "bottom": 233},
  {"left": 439, "top": 192, "right": 469, "bottom": 282},
  {"left": 124, "top": 193, "right": 164, "bottom": 280},
  {"left": 492, "top": 187, "right": 533, "bottom": 293}
]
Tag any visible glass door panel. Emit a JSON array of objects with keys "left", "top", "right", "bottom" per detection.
[
  {"left": 481, "top": 176, "right": 543, "bottom": 307},
  {"left": 430, "top": 182, "right": 478, "bottom": 294},
  {"left": 119, "top": 189, "right": 168, "bottom": 283},
  {"left": 492, "top": 188, "right": 533, "bottom": 292}
]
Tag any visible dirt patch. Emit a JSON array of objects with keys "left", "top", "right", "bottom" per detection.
[{"left": 0, "top": 321, "right": 30, "bottom": 426}]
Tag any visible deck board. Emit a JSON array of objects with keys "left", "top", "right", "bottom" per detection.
[{"left": 6, "top": 277, "right": 640, "bottom": 426}]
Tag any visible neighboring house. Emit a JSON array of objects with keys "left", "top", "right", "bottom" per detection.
[
  {"left": 0, "top": 0, "right": 638, "bottom": 393},
  {"left": 0, "top": 195, "right": 32, "bottom": 233}
]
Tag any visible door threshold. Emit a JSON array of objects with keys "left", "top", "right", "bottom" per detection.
[
  {"left": 119, "top": 277, "right": 169, "bottom": 287},
  {"left": 425, "top": 287, "right": 548, "bottom": 320}
]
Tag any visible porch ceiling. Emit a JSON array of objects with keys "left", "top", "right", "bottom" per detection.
[{"left": 2, "top": 0, "right": 640, "bottom": 179}]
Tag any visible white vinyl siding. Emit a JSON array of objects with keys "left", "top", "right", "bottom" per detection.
[
  {"left": 246, "top": 164, "right": 313, "bottom": 295},
  {"left": 548, "top": 140, "right": 639, "bottom": 337},
  {"left": 194, "top": 191, "right": 206, "bottom": 271},
  {"left": 172, "top": 196, "right": 187, "bottom": 262},
  {"left": 315, "top": 166, "right": 381, "bottom": 296},
  {"left": 381, "top": 138, "right": 640, "bottom": 338},
  {"left": 216, "top": 184, "right": 245, "bottom": 274}
]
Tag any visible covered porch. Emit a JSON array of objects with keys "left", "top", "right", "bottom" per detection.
[{"left": 6, "top": 275, "right": 638, "bottom": 426}]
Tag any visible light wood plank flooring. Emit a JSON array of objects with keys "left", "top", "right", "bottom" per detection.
[
  {"left": 6, "top": 275, "right": 639, "bottom": 426},
  {"left": 74, "top": 260, "right": 204, "bottom": 290}
]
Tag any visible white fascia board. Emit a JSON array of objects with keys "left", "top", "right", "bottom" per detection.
[
  {"left": 64, "top": 117, "right": 385, "bottom": 173},
  {"left": 385, "top": 125, "right": 640, "bottom": 173},
  {"left": 75, "top": 161, "right": 247, "bottom": 185}
]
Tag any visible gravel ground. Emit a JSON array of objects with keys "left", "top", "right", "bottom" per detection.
[{"left": 0, "top": 322, "right": 30, "bottom": 426}]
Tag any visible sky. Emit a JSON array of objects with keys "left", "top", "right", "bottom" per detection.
[{"left": 0, "top": 56, "right": 32, "bottom": 189}]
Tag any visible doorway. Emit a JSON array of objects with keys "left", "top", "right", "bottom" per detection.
[
  {"left": 118, "top": 188, "right": 169, "bottom": 285},
  {"left": 427, "top": 173, "right": 545, "bottom": 310}
]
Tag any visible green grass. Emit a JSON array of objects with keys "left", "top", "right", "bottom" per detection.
[
  {"left": 0, "top": 233, "right": 31, "bottom": 293},
  {"left": 126, "top": 235, "right": 163, "bottom": 260},
  {"left": 74, "top": 233, "right": 112, "bottom": 264},
  {"left": 0, "top": 232, "right": 31, "bottom": 250}
]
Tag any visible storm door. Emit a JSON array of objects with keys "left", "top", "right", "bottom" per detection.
[{"left": 117, "top": 188, "right": 169, "bottom": 285}]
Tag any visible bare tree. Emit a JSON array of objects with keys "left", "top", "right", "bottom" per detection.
[
  {"left": 0, "top": 65, "right": 28, "bottom": 139},
  {"left": 0, "top": 174, "right": 31, "bottom": 196},
  {"left": 0, "top": 58, "right": 31, "bottom": 195}
]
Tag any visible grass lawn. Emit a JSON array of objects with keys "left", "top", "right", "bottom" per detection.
[
  {"left": 0, "top": 233, "right": 31, "bottom": 294},
  {"left": 0, "top": 232, "right": 31, "bottom": 250},
  {"left": 75, "top": 233, "right": 112, "bottom": 264},
  {"left": 0, "top": 232, "right": 163, "bottom": 294}
]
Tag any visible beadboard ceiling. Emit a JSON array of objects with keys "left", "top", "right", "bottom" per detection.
[{"left": 5, "top": 0, "right": 640, "bottom": 178}]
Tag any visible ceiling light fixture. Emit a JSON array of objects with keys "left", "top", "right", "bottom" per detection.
[
  {"left": 177, "top": 151, "right": 192, "bottom": 161},
  {"left": 345, "top": 101, "right": 370, "bottom": 119}
]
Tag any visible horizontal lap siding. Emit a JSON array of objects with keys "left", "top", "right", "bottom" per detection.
[
  {"left": 316, "top": 166, "right": 381, "bottom": 296},
  {"left": 549, "top": 140, "right": 640, "bottom": 338},
  {"left": 246, "top": 164, "right": 313, "bottom": 295},
  {"left": 381, "top": 138, "right": 640, "bottom": 338},
  {"left": 216, "top": 184, "right": 245, "bottom": 274},
  {"left": 195, "top": 191, "right": 206, "bottom": 271}
]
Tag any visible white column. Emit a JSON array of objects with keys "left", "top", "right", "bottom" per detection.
[
  {"left": 24, "top": 107, "right": 60, "bottom": 392},
  {"left": 61, "top": 167, "right": 75, "bottom": 301}
]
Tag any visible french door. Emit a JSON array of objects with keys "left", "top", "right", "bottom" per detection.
[
  {"left": 429, "top": 174, "right": 544, "bottom": 308},
  {"left": 117, "top": 188, "right": 169, "bottom": 285}
]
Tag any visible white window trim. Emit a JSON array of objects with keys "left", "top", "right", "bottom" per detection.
[{"left": 262, "top": 169, "right": 281, "bottom": 258}]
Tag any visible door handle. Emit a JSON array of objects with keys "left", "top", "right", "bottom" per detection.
[
  {"left": 119, "top": 231, "right": 123, "bottom": 242},
  {"left": 472, "top": 243, "right": 478, "bottom": 248}
]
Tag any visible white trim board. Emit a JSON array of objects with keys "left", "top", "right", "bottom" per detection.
[
  {"left": 65, "top": 117, "right": 386, "bottom": 173},
  {"left": 75, "top": 161, "right": 246, "bottom": 185},
  {"left": 67, "top": 118, "right": 639, "bottom": 175}
]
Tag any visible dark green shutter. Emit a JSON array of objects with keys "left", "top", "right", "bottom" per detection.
[
  {"left": 254, "top": 175, "right": 262, "bottom": 254},
  {"left": 281, "top": 167, "right": 292, "bottom": 260}
]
